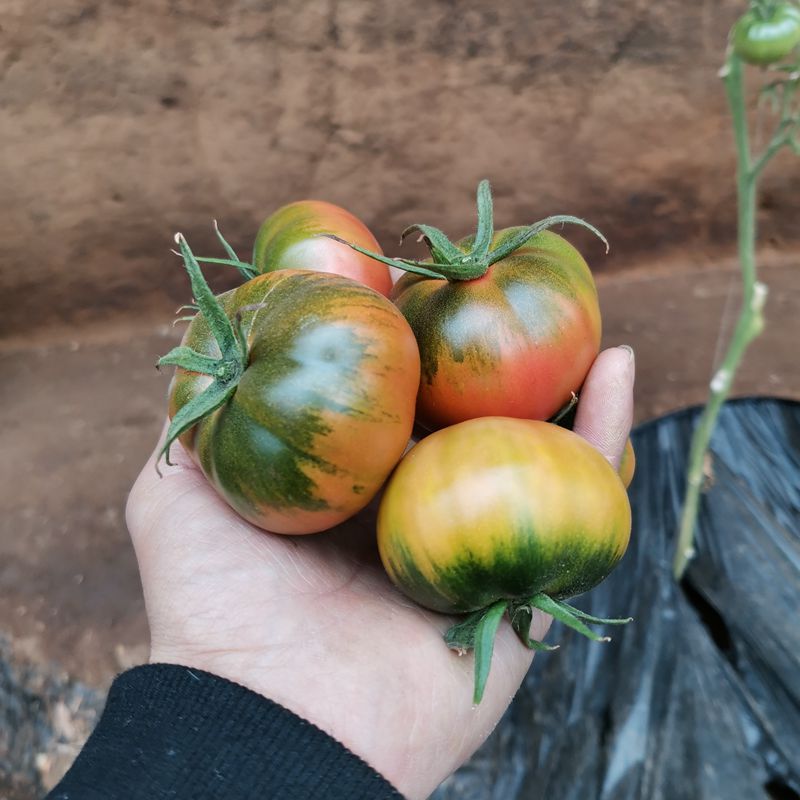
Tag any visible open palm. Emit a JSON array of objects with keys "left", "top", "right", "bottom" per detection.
[{"left": 126, "top": 346, "right": 634, "bottom": 800}]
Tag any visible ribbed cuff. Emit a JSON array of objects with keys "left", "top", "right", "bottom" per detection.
[{"left": 47, "top": 664, "right": 404, "bottom": 800}]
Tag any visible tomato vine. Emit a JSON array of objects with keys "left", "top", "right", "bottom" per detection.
[{"left": 674, "top": 1, "right": 800, "bottom": 578}]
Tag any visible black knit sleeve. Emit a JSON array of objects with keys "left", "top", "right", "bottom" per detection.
[{"left": 46, "top": 664, "right": 405, "bottom": 800}]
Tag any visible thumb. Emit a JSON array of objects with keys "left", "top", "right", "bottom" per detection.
[{"left": 572, "top": 346, "right": 635, "bottom": 470}]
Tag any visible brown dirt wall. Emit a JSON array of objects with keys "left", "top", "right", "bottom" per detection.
[{"left": 2, "top": 0, "right": 799, "bottom": 338}]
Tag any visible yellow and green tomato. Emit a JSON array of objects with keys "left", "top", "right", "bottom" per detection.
[
  {"left": 379, "top": 418, "right": 630, "bottom": 612},
  {"left": 377, "top": 417, "right": 632, "bottom": 702}
]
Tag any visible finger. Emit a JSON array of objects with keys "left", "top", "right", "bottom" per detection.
[{"left": 573, "top": 346, "right": 635, "bottom": 470}]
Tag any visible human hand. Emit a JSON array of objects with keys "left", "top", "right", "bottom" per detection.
[{"left": 126, "top": 346, "right": 634, "bottom": 800}]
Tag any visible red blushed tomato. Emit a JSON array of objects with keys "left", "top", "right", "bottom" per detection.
[
  {"left": 162, "top": 255, "right": 419, "bottom": 534},
  {"left": 252, "top": 200, "right": 393, "bottom": 297},
  {"left": 377, "top": 418, "right": 632, "bottom": 614},
  {"left": 392, "top": 228, "right": 601, "bottom": 430}
]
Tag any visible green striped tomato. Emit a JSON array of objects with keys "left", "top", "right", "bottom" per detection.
[
  {"left": 169, "top": 269, "right": 420, "bottom": 534},
  {"left": 252, "top": 200, "right": 393, "bottom": 297},
  {"left": 377, "top": 418, "right": 631, "bottom": 614},
  {"left": 392, "top": 228, "right": 602, "bottom": 430}
]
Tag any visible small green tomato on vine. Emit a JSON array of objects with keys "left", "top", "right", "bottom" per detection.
[{"left": 732, "top": 1, "right": 800, "bottom": 65}]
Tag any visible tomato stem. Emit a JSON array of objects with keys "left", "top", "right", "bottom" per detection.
[
  {"left": 529, "top": 594, "right": 611, "bottom": 643},
  {"left": 323, "top": 180, "right": 608, "bottom": 282},
  {"left": 192, "top": 255, "right": 258, "bottom": 281},
  {"left": 173, "top": 222, "right": 258, "bottom": 281},
  {"left": 321, "top": 235, "right": 448, "bottom": 279},
  {"left": 673, "top": 44, "right": 799, "bottom": 579},
  {"left": 469, "top": 179, "right": 495, "bottom": 262},
  {"left": 509, "top": 602, "right": 559, "bottom": 651},
  {"left": 156, "top": 234, "right": 248, "bottom": 469},
  {"left": 444, "top": 592, "right": 631, "bottom": 704},
  {"left": 752, "top": 0, "right": 783, "bottom": 22},
  {"left": 213, "top": 219, "right": 241, "bottom": 263},
  {"left": 550, "top": 598, "right": 633, "bottom": 626},
  {"left": 399, "top": 223, "right": 463, "bottom": 266},
  {"left": 483, "top": 215, "right": 609, "bottom": 266},
  {"left": 472, "top": 601, "right": 507, "bottom": 705}
]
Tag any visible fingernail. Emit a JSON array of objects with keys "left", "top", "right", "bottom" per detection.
[{"left": 617, "top": 344, "right": 635, "bottom": 363}]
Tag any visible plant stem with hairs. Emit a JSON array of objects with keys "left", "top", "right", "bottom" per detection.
[{"left": 673, "top": 35, "right": 800, "bottom": 579}]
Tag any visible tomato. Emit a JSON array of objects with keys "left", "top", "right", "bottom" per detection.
[
  {"left": 160, "top": 237, "right": 419, "bottom": 534},
  {"left": 332, "top": 181, "right": 604, "bottom": 431},
  {"left": 618, "top": 438, "right": 636, "bottom": 489},
  {"left": 252, "top": 200, "right": 394, "bottom": 297},
  {"left": 393, "top": 229, "right": 601, "bottom": 429},
  {"left": 732, "top": 3, "right": 800, "bottom": 65},
  {"left": 378, "top": 417, "right": 632, "bottom": 702},
  {"left": 378, "top": 418, "right": 630, "bottom": 613}
]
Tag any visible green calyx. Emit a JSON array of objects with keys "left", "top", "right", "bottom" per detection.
[
  {"left": 323, "top": 179, "right": 609, "bottom": 282},
  {"left": 750, "top": 0, "right": 797, "bottom": 22},
  {"left": 445, "top": 593, "right": 633, "bottom": 705},
  {"left": 156, "top": 233, "right": 249, "bottom": 470},
  {"left": 174, "top": 220, "right": 258, "bottom": 281}
]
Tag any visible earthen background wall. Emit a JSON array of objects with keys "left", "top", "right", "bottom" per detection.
[{"left": 2, "top": 0, "right": 798, "bottom": 339}]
